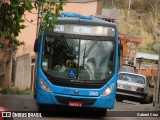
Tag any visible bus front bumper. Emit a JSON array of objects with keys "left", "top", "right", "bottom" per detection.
[{"left": 36, "top": 88, "right": 115, "bottom": 109}]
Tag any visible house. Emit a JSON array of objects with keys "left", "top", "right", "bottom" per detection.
[
  {"left": 135, "top": 52, "right": 158, "bottom": 77},
  {"left": 118, "top": 33, "right": 141, "bottom": 66}
]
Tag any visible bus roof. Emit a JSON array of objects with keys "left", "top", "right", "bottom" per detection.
[{"left": 57, "top": 16, "right": 117, "bottom": 28}]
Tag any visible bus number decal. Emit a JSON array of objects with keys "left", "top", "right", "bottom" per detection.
[
  {"left": 89, "top": 91, "right": 98, "bottom": 96},
  {"left": 54, "top": 25, "right": 64, "bottom": 32}
]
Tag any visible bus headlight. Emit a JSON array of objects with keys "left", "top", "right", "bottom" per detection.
[
  {"left": 39, "top": 78, "right": 52, "bottom": 92},
  {"left": 100, "top": 84, "right": 114, "bottom": 96}
]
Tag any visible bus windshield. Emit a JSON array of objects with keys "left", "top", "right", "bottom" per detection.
[{"left": 42, "top": 35, "right": 115, "bottom": 80}]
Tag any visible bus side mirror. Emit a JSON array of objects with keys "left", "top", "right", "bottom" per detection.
[
  {"left": 34, "top": 37, "right": 40, "bottom": 52},
  {"left": 118, "top": 44, "right": 123, "bottom": 56},
  {"left": 118, "top": 44, "right": 123, "bottom": 70}
]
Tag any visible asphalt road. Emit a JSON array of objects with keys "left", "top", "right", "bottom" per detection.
[{"left": 0, "top": 95, "right": 159, "bottom": 120}]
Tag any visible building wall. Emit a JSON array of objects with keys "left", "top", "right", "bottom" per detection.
[
  {"left": 135, "top": 67, "right": 158, "bottom": 77},
  {"left": 16, "top": 8, "right": 38, "bottom": 57},
  {"left": 96, "top": 1, "right": 103, "bottom": 15},
  {"left": 63, "top": 1, "right": 97, "bottom": 16},
  {"left": 120, "top": 39, "right": 138, "bottom": 65},
  {"left": 14, "top": 54, "right": 31, "bottom": 90},
  {"left": 119, "top": 34, "right": 141, "bottom": 65}
]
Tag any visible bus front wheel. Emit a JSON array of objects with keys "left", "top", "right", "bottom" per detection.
[
  {"left": 37, "top": 104, "right": 47, "bottom": 112},
  {"left": 96, "top": 108, "right": 107, "bottom": 117}
]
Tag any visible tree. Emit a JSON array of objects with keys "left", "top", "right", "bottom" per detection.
[
  {"left": 0, "top": 0, "right": 66, "bottom": 87},
  {"left": 0, "top": 0, "right": 66, "bottom": 49}
]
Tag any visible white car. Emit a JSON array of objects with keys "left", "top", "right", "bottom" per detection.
[{"left": 116, "top": 72, "right": 154, "bottom": 104}]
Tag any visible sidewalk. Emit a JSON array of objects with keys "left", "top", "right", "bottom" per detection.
[
  {"left": 114, "top": 100, "right": 160, "bottom": 111},
  {"left": 144, "top": 103, "right": 160, "bottom": 111},
  {"left": 155, "top": 103, "right": 160, "bottom": 110}
]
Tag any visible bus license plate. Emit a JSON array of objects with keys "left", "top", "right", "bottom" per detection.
[{"left": 69, "top": 101, "right": 82, "bottom": 107}]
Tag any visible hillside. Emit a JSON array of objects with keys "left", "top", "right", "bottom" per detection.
[
  {"left": 105, "top": 0, "right": 160, "bottom": 54},
  {"left": 117, "top": 9, "right": 160, "bottom": 54}
]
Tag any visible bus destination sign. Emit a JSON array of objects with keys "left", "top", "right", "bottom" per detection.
[{"left": 53, "top": 24, "right": 115, "bottom": 36}]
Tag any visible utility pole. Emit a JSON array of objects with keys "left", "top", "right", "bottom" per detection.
[
  {"left": 154, "top": 47, "right": 160, "bottom": 108},
  {"left": 128, "top": 31, "right": 132, "bottom": 64},
  {"left": 127, "top": 0, "right": 131, "bottom": 21},
  {"left": 136, "top": 57, "right": 143, "bottom": 74}
]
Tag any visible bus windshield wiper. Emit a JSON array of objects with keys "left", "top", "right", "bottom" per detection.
[
  {"left": 85, "top": 38, "right": 99, "bottom": 57},
  {"left": 61, "top": 35, "right": 73, "bottom": 57},
  {"left": 82, "top": 38, "right": 99, "bottom": 67}
]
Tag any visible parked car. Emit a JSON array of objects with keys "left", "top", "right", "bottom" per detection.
[
  {"left": 116, "top": 72, "right": 154, "bottom": 104},
  {"left": 119, "top": 64, "right": 136, "bottom": 73},
  {"left": 0, "top": 106, "right": 13, "bottom": 120}
]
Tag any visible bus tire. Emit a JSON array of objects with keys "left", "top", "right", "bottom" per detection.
[
  {"left": 37, "top": 104, "right": 46, "bottom": 112},
  {"left": 96, "top": 108, "right": 107, "bottom": 117},
  {"left": 33, "top": 93, "right": 36, "bottom": 99}
]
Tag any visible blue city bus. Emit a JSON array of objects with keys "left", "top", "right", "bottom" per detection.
[{"left": 34, "top": 12, "right": 119, "bottom": 116}]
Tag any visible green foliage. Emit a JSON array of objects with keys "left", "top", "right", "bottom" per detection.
[
  {"left": 0, "top": 42, "right": 4, "bottom": 48},
  {"left": 0, "top": 87, "right": 34, "bottom": 95},
  {"left": 0, "top": 0, "right": 33, "bottom": 40},
  {"left": 37, "top": 0, "right": 66, "bottom": 33},
  {"left": 105, "top": 0, "right": 127, "bottom": 9},
  {"left": 0, "top": 0, "right": 66, "bottom": 50}
]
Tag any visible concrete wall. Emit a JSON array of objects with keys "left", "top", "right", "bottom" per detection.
[
  {"left": 16, "top": 8, "right": 37, "bottom": 57},
  {"left": 63, "top": 1, "right": 97, "bottom": 16},
  {"left": 14, "top": 54, "right": 31, "bottom": 90}
]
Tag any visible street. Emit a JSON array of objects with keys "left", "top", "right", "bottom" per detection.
[
  {"left": 1, "top": 1, "right": 160, "bottom": 120},
  {"left": 0, "top": 95, "right": 159, "bottom": 120}
]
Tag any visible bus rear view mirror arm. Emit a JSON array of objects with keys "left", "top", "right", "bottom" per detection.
[{"left": 118, "top": 44, "right": 123, "bottom": 57}]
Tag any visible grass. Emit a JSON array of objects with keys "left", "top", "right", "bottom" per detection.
[{"left": 0, "top": 87, "right": 34, "bottom": 95}]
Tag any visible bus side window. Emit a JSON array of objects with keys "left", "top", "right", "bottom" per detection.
[{"left": 34, "top": 36, "right": 41, "bottom": 52}]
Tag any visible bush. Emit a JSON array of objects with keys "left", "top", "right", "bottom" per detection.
[{"left": 0, "top": 88, "right": 33, "bottom": 95}]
